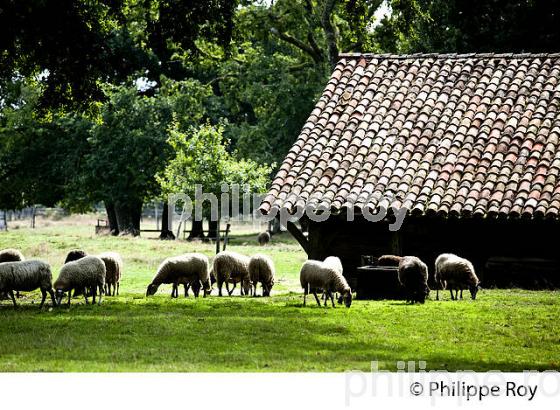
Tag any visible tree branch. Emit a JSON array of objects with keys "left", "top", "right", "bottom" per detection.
[
  {"left": 270, "top": 27, "right": 323, "bottom": 63},
  {"left": 321, "top": 0, "right": 339, "bottom": 70}
]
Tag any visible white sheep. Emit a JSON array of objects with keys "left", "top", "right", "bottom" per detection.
[
  {"left": 435, "top": 253, "right": 480, "bottom": 300},
  {"left": 377, "top": 255, "right": 402, "bottom": 267},
  {"left": 54, "top": 256, "right": 106, "bottom": 306},
  {"left": 257, "top": 231, "right": 271, "bottom": 246},
  {"left": 0, "top": 260, "right": 56, "bottom": 308},
  {"left": 398, "top": 256, "right": 430, "bottom": 304},
  {"left": 98, "top": 252, "right": 123, "bottom": 296},
  {"left": 0, "top": 248, "right": 26, "bottom": 298},
  {"left": 248, "top": 254, "right": 275, "bottom": 296},
  {"left": 300, "top": 259, "right": 352, "bottom": 308},
  {"left": 323, "top": 256, "right": 343, "bottom": 275},
  {"left": 146, "top": 253, "right": 211, "bottom": 298},
  {"left": 322, "top": 256, "right": 343, "bottom": 302},
  {"left": 213, "top": 251, "right": 252, "bottom": 296}
]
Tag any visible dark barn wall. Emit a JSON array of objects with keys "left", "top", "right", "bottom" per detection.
[{"left": 307, "top": 215, "right": 560, "bottom": 290}]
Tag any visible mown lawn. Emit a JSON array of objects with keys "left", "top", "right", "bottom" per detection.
[{"left": 1, "top": 223, "right": 559, "bottom": 372}]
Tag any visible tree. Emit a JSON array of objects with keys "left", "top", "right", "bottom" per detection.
[
  {"left": 83, "top": 78, "right": 211, "bottom": 236},
  {"left": 0, "top": 80, "right": 91, "bottom": 211},
  {"left": 158, "top": 123, "right": 272, "bottom": 240},
  {"left": 377, "top": 0, "right": 560, "bottom": 53}
]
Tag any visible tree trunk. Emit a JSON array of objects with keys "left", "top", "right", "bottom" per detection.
[
  {"left": 321, "top": 0, "right": 338, "bottom": 70},
  {"left": 105, "top": 201, "right": 119, "bottom": 236},
  {"left": 187, "top": 219, "right": 205, "bottom": 241},
  {"left": 1, "top": 210, "right": 7, "bottom": 231},
  {"left": 115, "top": 200, "right": 141, "bottom": 237},
  {"left": 159, "top": 201, "right": 175, "bottom": 240},
  {"left": 207, "top": 220, "right": 219, "bottom": 240}
]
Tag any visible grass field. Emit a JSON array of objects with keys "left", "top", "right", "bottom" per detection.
[{"left": 1, "top": 219, "right": 560, "bottom": 372}]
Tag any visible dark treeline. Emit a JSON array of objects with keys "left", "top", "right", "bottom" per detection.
[{"left": 1, "top": 0, "right": 559, "bottom": 237}]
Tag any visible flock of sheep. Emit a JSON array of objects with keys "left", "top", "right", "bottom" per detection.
[
  {"left": 0, "top": 245, "right": 480, "bottom": 309},
  {"left": 377, "top": 253, "right": 481, "bottom": 304}
]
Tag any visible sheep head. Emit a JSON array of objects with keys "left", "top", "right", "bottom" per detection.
[
  {"left": 263, "top": 279, "right": 275, "bottom": 296},
  {"left": 146, "top": 283, "right": 159, "bottom": 296},
  {"left": 469, "top": 283, "right": 481, "bottom": 300},
  {"left": 242, "top": 278, "right": 251, "bottom": 296},
  {"left": 339, "top": 289, "right": 352, "bottom": 308}
]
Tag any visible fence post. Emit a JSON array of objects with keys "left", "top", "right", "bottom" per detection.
[
  {"left": 223, "top": 223, "right": 231, "bottom": 251},
  {"left": 30, "top": 206, "right": 36, "bottom": 229},
  {"left": 215, "top": 219, "right": 221, "bottom": 255}
]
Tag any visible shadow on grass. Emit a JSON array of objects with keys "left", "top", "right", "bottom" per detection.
[{"left": 2, "top": 294, "right": 559, "bottom": 372}]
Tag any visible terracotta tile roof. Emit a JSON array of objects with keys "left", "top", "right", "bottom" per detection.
[{"left": 260, "top": 53, "right": 560, "bottom": 220}]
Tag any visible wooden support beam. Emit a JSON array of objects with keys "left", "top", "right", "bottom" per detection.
[{"left": 286, "top": 221, "right": 310, "bottom": 255}]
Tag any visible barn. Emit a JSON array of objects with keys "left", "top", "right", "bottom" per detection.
[{"left": 259, "top": 53, "right": 560, "bottom": 292}]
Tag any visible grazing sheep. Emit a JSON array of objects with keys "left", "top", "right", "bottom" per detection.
[
  {"left": 64, "top": 249, "right": 87, "bottom": 264},
  {"left": 248, "top": 254, "right": 275, "bottom": 296},
  {"left": 257, "top": 231, "right": 271, "bottom": 246},
  {"left": 146, "top": 253, "right": 211, "bottom": 298},
  {"left": 435, "top": 253, "right": 480, "bottom": 300},
  {"left": 322, "top": 256, "right": 343, "bottom": 302},
  {"left": 377, "top": 255, "right": 402, "bottom": 267},
  {"left": 0, "top": 249, "right": 25, "bottom": 263},
  {"left": 213, "top": 251, "right": 251, "bottom": 296},
  {"left": 397, "top": 256, "right": 430, "bottom": 304},
  {"left": 323, "top": 256, "right": 343, "bottom": 275},
  {"left": 0, "top": 260, "right": 56, "bottom": 308},
  {"left": 98, "top": 252, "right": 123, "bottom": 296},
  {"left": 299, "top": 260, "right": 352, "bottom": 308},
  {"left": 54, "top": 256, "right": 106, "bottom": 306},
  {"left": 0, "top": 249, "right": 25, "bottom": 298}
]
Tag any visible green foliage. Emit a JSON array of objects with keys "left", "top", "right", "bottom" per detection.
[
  {"left": 378, "top": 0, "right": 560, "bottom": 53},
  {"left": 0, "top": 81, "right": 91, "bottom": 210},
  {"left": 158, "top": 123, "right": 272, "bottom": 214},
  {"left": 87, "top": 84, "right": 171, "bottom": 204}
]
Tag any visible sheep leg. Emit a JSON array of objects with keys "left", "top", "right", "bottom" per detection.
[
  {"left": 116, "top": 282, "right": 119, "bottom": 296},
  {"left": 303, "top": 288, "right": 307, "bottom": 306},
  {"left": 84, "top": 289, "right": 89, "bottom": 305},
  {"left": 67, "top": 291, "right": 72, "bottom": 307},
  {"left": 227, "top": 282, "right": 236, "bottom": 296},
  {"left": 172, "top": 283, "right": 178, "bottom": 298},
  {"left": 97, "top": 283, "right": 102, "bottom": 305},
  {"left": 312, "top": 292, "right": 321, "bottom": 307},
  {"left": 460, "top": 289, "right": 463, "bottom": 299},
  {"left": 48, "top": 289, "right": 56, "bottom": 307},
  {"left": 218, "top": 281, "right": 224, "bottom": 297},
  {"left": 449, "top": 288, "right": 455, "bottom": 300},
  {"left": 184, "top": 283, "right": 190, "bottom": 297},
  {"left": 436, "top": 289, "right": 439, "bottom": 301},
  {"left": 8, "top": 290, "right": 17, "bottom": 307},
  {"left": 329, "top": 292, "right": 336, "bottom": 308},
  {"left": 40, "top": 289, "right": 47, "bottom": 308}
]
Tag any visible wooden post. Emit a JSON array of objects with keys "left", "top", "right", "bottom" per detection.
[
  {"left": 223, "top": 223, "right": 231, "bottom": 251},
  {"left": 215, "top": 219, "right": 221, "bottom": 255},
  {"left": 154, "top": 202, "right": 159, "bottom": 230},
  {"left": 390, "top": 231, "right": 402, "bottom": 255},
  {"left": 30, "top": 206, "right": 36, "bottom": 229},
  {"left": 286, "top": 221, "right": 310, "bottom": 254}
]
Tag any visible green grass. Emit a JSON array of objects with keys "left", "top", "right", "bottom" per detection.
[{"left": 1, "top": 223, "right": 560, "bottom": 372}]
